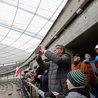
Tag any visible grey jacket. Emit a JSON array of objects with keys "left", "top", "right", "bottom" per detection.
[
  {"left": 65, "top": 92, "right": 87, "bottom": 98},
  {"left": 36, "top": 50, "right": 71, "bottom": 97},
  {"left": 65, "top": 87, "right": 91, "bottom": 98}
]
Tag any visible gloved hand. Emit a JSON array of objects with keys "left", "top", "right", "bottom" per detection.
[{"left": 44, "top": 92, "right": 56, "bottom": 98}]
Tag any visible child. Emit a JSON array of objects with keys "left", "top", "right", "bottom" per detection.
[
  {"left": 65, "top": 70, "right": 90, "bottom": 98},
  {"left": 49, "top": 70, "right": 95, "bottom": 98}
]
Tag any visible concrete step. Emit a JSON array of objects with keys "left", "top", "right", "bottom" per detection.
[{"left": 0, "top": 82, "right": 23, "bottom": 98}]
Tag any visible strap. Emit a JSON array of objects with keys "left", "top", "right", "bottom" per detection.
[{"left": 90, "top": 63, "right": 98, "bottom": 75}]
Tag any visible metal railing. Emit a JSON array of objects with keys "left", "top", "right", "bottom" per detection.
[
  {"left": 22, "top": 79, "right": 45, "bottom": 98},
  {"left": 0, "top": 78, "right": 45, "bottom": 98}
]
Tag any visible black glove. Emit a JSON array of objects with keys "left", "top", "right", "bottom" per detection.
[{"left": 44, "top": 92, "right": 56, "bottom": 98}]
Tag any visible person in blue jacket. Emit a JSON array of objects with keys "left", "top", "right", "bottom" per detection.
[{"left": 86, "top": 44, "right": 98, "bottom": 63}]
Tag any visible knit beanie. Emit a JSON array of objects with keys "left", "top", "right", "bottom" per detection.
[{"left": 67, "top": 70, "right": 86, "bottom": 87}]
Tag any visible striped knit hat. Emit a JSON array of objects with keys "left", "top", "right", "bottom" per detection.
[{"left": 67, "top": 70, "right": 86, "bottom": 87}]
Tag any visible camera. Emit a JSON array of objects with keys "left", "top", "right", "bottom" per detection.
[{"left": 35, "top": 46, "right": 41, "bottom": 54}]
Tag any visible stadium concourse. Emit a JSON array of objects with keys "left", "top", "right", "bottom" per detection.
[
  {"left": 0, "top": 0, "right": 98, "bottom": 98},
  {"left": 0, "top": 0, "right": 68, "bottom": 98}
]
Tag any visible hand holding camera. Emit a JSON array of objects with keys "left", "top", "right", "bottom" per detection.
[
  {"left": 35, "top": 45, "right": 46, "bottom": 55},
  {"left": 35, "top": 46, "right": 41, "bottom": 54}
]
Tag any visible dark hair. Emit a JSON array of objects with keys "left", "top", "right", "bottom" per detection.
[
  {"left": 34, "top": 65, "right": 37, "bottom": 69},
  {"left": 29, "top": 68, "right": 32, "bottom": 71},
  {"left": 44, "top": 58, "right": 50, "bottom": 62},
  {"left": 56, "top": 44, "right": 65, "bottom": 53},
  {"left": 73, "top": 54, "right": 80, "bottom": 57},
  {"left": 24, "top": 71, "right": 28, "bottom": 74}
]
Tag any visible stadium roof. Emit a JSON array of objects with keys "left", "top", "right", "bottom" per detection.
[{"left": 0, "top": 0, "right": 68, "bottom": 66}]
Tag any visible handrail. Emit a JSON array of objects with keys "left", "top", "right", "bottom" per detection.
[
  {"left": 0, "top": 78, "right": 45, "bottom": 98},
  {"left": 28, "top": 82, "right": 45, "bottom": 98}
]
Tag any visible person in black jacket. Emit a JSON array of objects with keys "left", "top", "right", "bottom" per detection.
[
  {"left": 37, "top": 68, "right": 49, "bottom": 92},
  {"left": 36, "top": 44, "right": 71, "bottom": 98},
  {"left": 34, "top": 58, "right": 49, "bottom": 92},
  {"left": 34, "top": 65, "right": 45, "bottom": 88}
]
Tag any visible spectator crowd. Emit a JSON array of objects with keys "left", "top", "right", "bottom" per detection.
[{"left": 21, "top": 44, "right": 98, "bottom": 98}]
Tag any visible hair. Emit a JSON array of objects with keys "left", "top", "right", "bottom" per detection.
[
  {"left": 44, "top": 58, "right": 50, "bottom": 62},
  {"left": 34, "top": 65, "right": 37, "bottom": 69},
  {"left": 84, "top": 53, "right": 91, "bottom": 59},
  {"left": 56, "top": 44, "right": 65, "bottom": 53},
  {"left": 29, "top": 68, "right": 32, "bottom": 71},
  {"left": 24, "top": 71, "right": 28, "bottom": 74},
  {"left": 73, "top": 53, "right": 81, "bottom": 61}
]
